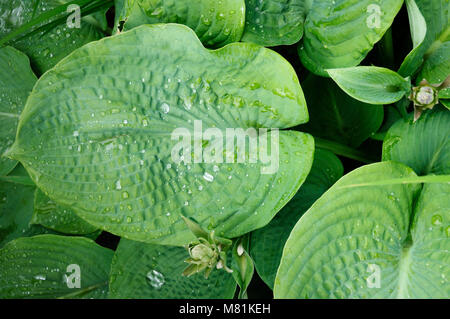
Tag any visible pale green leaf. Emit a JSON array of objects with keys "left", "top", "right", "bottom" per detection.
[
  {"left": 9, "top": 24, "right": 313, "bottom": 246},
  {"left": 275, "top": 161, "right": 449, "bottom": 298},
  {"left": 328, "top": 67, "right": 411, "bottom": 105}
]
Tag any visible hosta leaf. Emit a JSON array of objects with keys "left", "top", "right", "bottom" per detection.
[
  {"left": 275, "top": 161, "right": 449, "bottom": 298},
  {"left": 399, "top": 0, "right": 449, "bottom": 77},
  {"left": 0, "top": 0, "right": 107, "bottom": 75},
  {"left": 0, "top": 165, "right": 52, "bottom": 248},
  {"left": 250, "top": 149, "right": 343, "bottom": 289},
  {"left": 328, "top": 67, "right": 412, "bottom": 105},
  {"left": 298, "top": 0, "right": 403, "bottom": 77},
  {"left": 0, "top": 46, "right": 37, "bottom": 176},
  {"left": 8, "top": 24, "right": 314, "bottom": 246},
  {"left": 416, "top": 41, "right": 450, "bottom": 85},
  {"left": 299, "top": 75, "right": 384, "bottom": 147},
  {"left": 108, "top": 238, "right": 236, "bottom": 298},
  {"left": 241, "top": 0, "right": 306, "bottom": 46},
  {"left": 114, "top": 0, "right": 245, "bottom": 48},
  {"left": 30, "top": 188, "right": 98, "bottom": 235},
  {"left": 0, "top": 234, "right": 113, "bottom": 298},
  {"left": 383, "top": 107, "right": 450, "bottom": 175}
]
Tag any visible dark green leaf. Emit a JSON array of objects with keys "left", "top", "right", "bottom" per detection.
[
  {"left": 299, "top": 75, "right": 384, "bottom": 147},
  {"left": 0, "top": 234, "right": 113, "bottom": 298},
  {"left": 383, "top": 107, "right": 450, "bottom": 175},
  {"left": 108, "top": 238, "right": 236, "bottom": 298},
  {"left": 0, "top": 46, "right": 37, "bottom": 176}
]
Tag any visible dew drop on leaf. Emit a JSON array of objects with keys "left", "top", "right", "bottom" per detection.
[{"left": 146, "top": 270, "right": 165, "bottom": 289}]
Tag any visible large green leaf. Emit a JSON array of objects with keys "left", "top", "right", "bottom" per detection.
[
  {"left": 383, "top": 107, "right": 450, "bottom": 175},
  {"left": 0, "top": 0, "right": 107, "bottom": 75},
  {"left": 8, "top": 24, "right": 314, "bottom": 246},
  {"left": 328, "top": 67, "right": 412, "bottom": 105},
  {"left": 299, "top": 75, "right": 384, "bottom": 147},
  {"left": 399, "top": 0, "right": 449, "bottom": 77},
  {"left": 114, "top": 0, "right": 245, "bottom": 48},
  {"left": 241, "top": 0, "right": 306, "bottom": 46},
  {"left": 0, "top": 234, "right": 113, "bottom": 298},
  {"left": 298, "top": 0, "right": 403, "bottom": 77},
  {"left": 109, "top": 238, "right": 236, "bottom": 298},
  {"left": 0, "top": 165, "right": 52, "bottom": 248},
  {"left": 250, "top": 149, "right": 343, "bottom": 289},
  {"left": 31, "top": 188, "right": 98, "bottom": 235},
  {"left": 274, "top": 161, "right": 449, "bottom": 298},
  {"left": 0, "top": 46, "right": 37, "bottom": 176}
]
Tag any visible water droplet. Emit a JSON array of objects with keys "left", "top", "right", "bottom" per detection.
[
  {"left": 115, "top": 180, "right": 122, "bottom": 190},
  {"left": 203, "top": 172, "right": 214, "bottom": 182},
  {"left": 160, "top": 103, "right": 170, "bottom": 114},
  {"left": 146, "top": 270, "right": 165, "bottom": 289},
  {"left": 122, "top": 191, "right": 129, "bottom": 199},
  {"left": 431, "top": 215, "right": 442, "bottom": 226}
]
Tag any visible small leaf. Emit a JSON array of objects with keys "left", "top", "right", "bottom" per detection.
[
  {"left": 231, "top": 236, "right": 254, "bottom": 298},
  {"left": 114, "top": 0, "right": 245, "bottom": 48},
  {"left": 241, "top": 0, "right": 306, "bottom": 46},
  {"left": 0, "top": 234, "right": 114, "bottom": 298},
  {"left": 108, "top": 239, "right": 236, "bottom": 298},
  {"left": 328, "top": 67, "right": 411, "bottom": 105}
]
